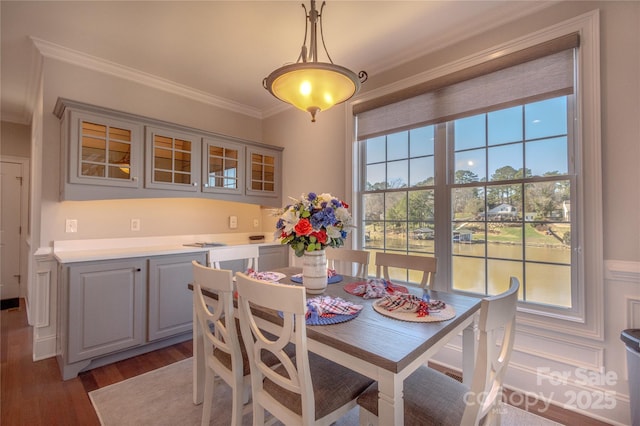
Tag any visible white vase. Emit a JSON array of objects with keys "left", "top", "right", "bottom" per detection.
[{"left": 302, "top": 250, "right": 328, "bottom": 294}]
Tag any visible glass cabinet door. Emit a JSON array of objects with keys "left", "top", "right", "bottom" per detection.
[
  {"left": 202, "top": 138, "right": 244, "bottom": 195},
  {"left": 246, "top": 147, "right": 279, "bottom": 198},
  {"left": 145, "top": 126, "right": 199, "bottom": 192},
  {"left": 68, "top": 111, "right": 142, "bottom": 188}
]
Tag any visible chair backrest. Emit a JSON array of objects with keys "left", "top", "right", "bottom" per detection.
[
  {"left": 191, "top": 260, "right": 243, "bottom": 379},
  {"left": 235, "top": 272, "right": 315, "bottom": 425},
  {"left": 374, "top": 252, "right": 437, "bottom": 289},
  {"left": 325, "top": 247, "right": 370, "bottom": 278},
  {"left": 462, "top": 276, "right": 519, "bottom": 425},
  {"left": 208, "top": 245, "right": 259, "bottom": 272}
]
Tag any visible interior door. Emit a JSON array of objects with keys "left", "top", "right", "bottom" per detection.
[{"left": 0, "top": 161, "right": 23, "bottom": 301}]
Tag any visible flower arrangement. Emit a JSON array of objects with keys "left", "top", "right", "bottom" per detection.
[{"left": 275, "top": 192, "right": 353, "bottom": 257}]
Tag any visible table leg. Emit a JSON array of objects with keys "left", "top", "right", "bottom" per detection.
[
  {"left": 462, "top": 319, "right": 477, "bottom": 386},
  {"left": 376, "top": 369, "right": 404, "bottom": 425},
  {"left": 193, "top": 297, "right": 204, "bottom": 405}
]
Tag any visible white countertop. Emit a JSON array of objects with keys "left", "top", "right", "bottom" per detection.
[{"left": 53, "top": 233, "right": 281, "bottom": 263}]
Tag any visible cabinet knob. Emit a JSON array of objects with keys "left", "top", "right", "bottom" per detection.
[
  {"left": 192, "top": 182, "right": 198, "bottom": 187},
  {"left": 132, "top": 176, "right": 138, "bottom": 182},
  {"left": 203, "top": 183, "right": 209, "bottom": 188},
  {"left": 136, "top": 268, "right": 141, "bottom": 272}
]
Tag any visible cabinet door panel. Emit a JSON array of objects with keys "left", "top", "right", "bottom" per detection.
[
  {"left": 68, "top": 260, "right": 145, "bottom": 363},
  {"left": 145, "top": 126, "right": 200, "bottom": 192},
  {"left": 201, "top": 137, "right": 245, "bottom": 195},
  {"left": 148, "top": 253, "right": 206, "bottom": 341},
  {"left": 68, "top": 111, "right": 142, "bottom": 188}
]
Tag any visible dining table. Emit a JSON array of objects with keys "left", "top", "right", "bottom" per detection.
[{"left": 191, "top": 266, "right": 482, "bottom": 425}]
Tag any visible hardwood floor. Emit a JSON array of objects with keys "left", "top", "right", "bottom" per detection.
[
  {"left": 1, "top": 300, "right": 191, "bottom": 426},
  {"left": 2, "top": 299, "right": 612, "bottom": 426}
]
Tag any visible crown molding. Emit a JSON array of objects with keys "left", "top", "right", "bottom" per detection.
[{"left": 30, "top": 37, "right": 262, "bottom": 120}]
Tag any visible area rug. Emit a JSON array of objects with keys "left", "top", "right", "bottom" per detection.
[{"left": 89, "top": 358, "right": 562, "bottom": 425}]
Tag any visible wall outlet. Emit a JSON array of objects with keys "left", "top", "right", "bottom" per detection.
[
  {"left": 131, "top": 218, "right": 141, "bottom": 231},
  {"left": 65, "top": 219, "right": 78, "bottom": 233},
  {"left": 253, "top": 219, "right": 259, "bottom": 228},
  {"left": 229, "top": 215, "right": 238, "bottom": 229}
]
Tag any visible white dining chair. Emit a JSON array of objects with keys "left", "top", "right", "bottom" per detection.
[
  {"left": 192, "top": 260, "right": 248, "bottom": 426},
  {"left": 357, "top": 277, "right": 520, "bottom": 426},
  {"left": 192, "top": 260, "right": 295, "bottom": 426},
  {"left": 374, "top": 252, "right": 437, "bottom": 289},
  {"left": 235, "top": 272, "right": 374, "bottom": 425},
  {"left": 325, "top": 247, "right": 370, "bottom": 278},
  {"left": 208, "top": 245, "right": 259, "bottom": 272}
]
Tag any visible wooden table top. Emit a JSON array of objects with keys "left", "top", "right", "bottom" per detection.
[{"left": 251, "top": 267, "right": 482, "bottom": 374}]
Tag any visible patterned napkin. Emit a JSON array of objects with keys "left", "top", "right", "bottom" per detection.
[
  {"left": 306, "top": 296, "right": 362, "bottom": 322},
  {"left": 377, "top": 293, "right": 446, "bottom": 317},
  {"left": 246, "top": 269, "right": 285, "bottom": 283},
  {"left": 350, "top": 278, "right": 402, "bottom": 299}
]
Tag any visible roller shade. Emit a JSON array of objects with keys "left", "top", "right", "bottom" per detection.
[{"left": 356, "top": 33, "right": 579, "bottom": 140}]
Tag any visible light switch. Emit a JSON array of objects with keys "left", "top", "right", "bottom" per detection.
[{"left": 229, "top": 215, "right": 238, "bottom": 229}]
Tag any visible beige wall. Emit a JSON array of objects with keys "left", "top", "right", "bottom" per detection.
[{"left": 1, "top": 121, "right": 30, "bottom": 158}]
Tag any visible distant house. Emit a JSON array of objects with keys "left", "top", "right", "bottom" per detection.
[{"left": 487, "top": 203, "right": 518, "bottom": 219}]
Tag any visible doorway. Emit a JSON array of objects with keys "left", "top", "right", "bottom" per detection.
[{"left": 1, "top": 158, "right": 29, "bottom": 309}]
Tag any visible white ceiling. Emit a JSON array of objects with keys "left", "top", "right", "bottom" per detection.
[{"left": 1, "top": 1, "right": 555, "bottom": 124}]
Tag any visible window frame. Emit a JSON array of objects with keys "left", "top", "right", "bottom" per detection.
[{"left": 348, "top": 11, "right": 603, "bottom": 340}]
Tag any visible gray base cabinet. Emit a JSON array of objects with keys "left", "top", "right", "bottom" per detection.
[
  {"left": 148, "top": 253, "right": 206, "bottom": 341},
  {"left": 57, "top": 252, "right": 206, "bottom": 379},
  {"left": 67, "top": 259, "right": 146, "bottom": 364},
  {"left": 258, "top": 245, "right": 289, "bottom": 271}
]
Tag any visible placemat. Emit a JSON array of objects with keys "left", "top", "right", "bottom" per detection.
[
  {"left": 372, "top": 298, "right": 456, "bottom": 322},
  {"left": 277, "top": 309, "right": 361, "bottom": 325},
  {"left": 343, "top": 280, "right": 409, "bottom": 298},
  {"left": 290, "top": 274, "right": 343, "bottom": 284}
]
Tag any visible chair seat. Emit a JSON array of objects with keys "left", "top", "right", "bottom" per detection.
[
  {"left": 356, "top": 366, "right": 469, "bottom": 426},
  {"left": 264, "top": 352, "right": 374, "bottom": 420}
]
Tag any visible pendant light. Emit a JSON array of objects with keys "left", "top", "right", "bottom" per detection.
[{"left": 263, "top": 0, "right": 367, "bottom": 122}]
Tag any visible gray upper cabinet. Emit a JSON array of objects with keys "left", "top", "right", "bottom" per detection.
[
  {"left": 246, "top": 146, "right": 281, "bottom": 200},
  {"left": 60, "top": 108, "right": 143, "bottom": 190},
  {"left": 54, "top": 98, "right": 283, "bottom": 206},
  {"left": 145, "top": 126, "right": 200, "bottom": 192},
  {"left": 201, "top": 137, "right": 245, "bottom": 196}
]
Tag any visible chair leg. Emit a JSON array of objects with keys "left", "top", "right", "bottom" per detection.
[
  {"left": 252, "top": 402, "right": 265, "bottom": 426},
  {"left": 231, "top": 381, "right": 244, "bottom": 426},
  {"left": 201, "top": 368, "right": 215, "bottom": 426}
]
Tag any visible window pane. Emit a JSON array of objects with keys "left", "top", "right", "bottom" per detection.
[
  {"left": 366, "top": 163, "right": 386, "bottom": 190},
  {"left": 363, "top": 221, "right": 383, "bottom": 249},
  {"left": 525, "top": 222, "right": 571, "bottom": 263},
  {"left": 452, "top": 186, "right": 485, "bottom": 220},
  {"left": 452, "top": 256, "right": 485, "bottom": 293},
  {"left": 384, "top": 192, "right": 407, "bottom": 221},
  {"left": 366, "top": 136, "right": 386, "bottom": 163},
  {"left": 385, "top": 222, "right": 407, "bottom": 250},
  {"left": 387, "top": 131, "right": 408, "bottom": 161},
  {"left": 454, "top": 149, "right": 485, "bottom": 182},
  {"left": 525, "top": 97, "right": 567, "bottom": 140},
  {"left": 486, "top": 184, "right": 522, "bottom": 221},
  {"left": 488, "top": 144, "right": 523, "bottom": 182},
  {"left": 363, "top": 193, "right": 384, "bottom": 221},
  {"left": 525, "top": 137, "right": 568, "bottom": 177},
  {"left": 524, "top": 180, "right": 570, "bottom": 222},
  {"left": 487, "top": 223, "right": 523, "bottom": 260},
  {"left": 409, "top": 157, "right": 434, "bottom": 187},
  {"left": 488, "top": 106, "right": 522, "bottom": 145},
  {"left": 387, "top": 160, "right": 408, "bottom": 188},
  {"left": 525, "top": 263, "right": 571, "bottom": 307},
  {"left": 488, "top": 259, "right": 522, "bottom": 295},
  {"left": 454, "top": 114, "right": 485, "bottom": 150},
  {"left": 410, "top": 126, "right": 434, "bottom": 157}
]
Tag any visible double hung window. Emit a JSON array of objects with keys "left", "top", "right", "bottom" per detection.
[{"left": 356, "top": 33, "right": 587, "bottom": 315}]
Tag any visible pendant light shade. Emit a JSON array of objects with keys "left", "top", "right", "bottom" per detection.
[{"left": 263, "top": 0, "right": 367, "bottom": 122}]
